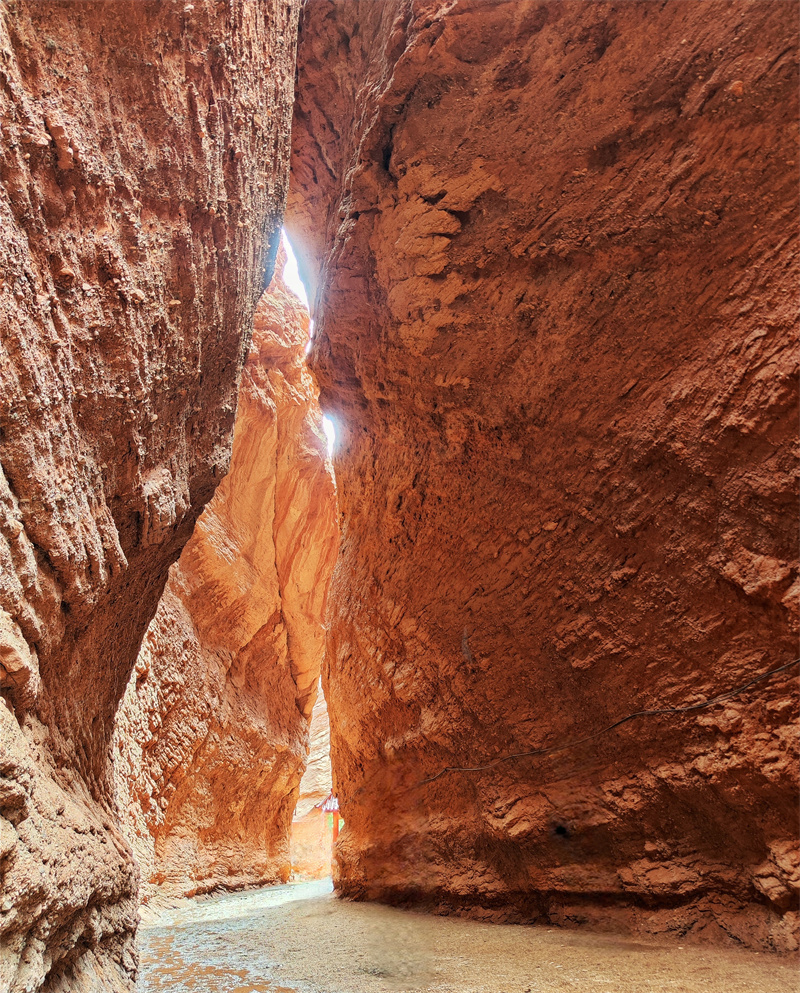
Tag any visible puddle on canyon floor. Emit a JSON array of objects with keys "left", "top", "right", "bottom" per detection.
[{"left": 138, "top": 879, "right": 797, "bottom": 993}]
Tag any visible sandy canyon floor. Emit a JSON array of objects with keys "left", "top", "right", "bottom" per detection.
[{"left": 138, "top": 881, "right": 796, "bottom": 993}]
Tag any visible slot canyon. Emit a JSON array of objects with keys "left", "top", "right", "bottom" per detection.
[{"left": 0, "top": 1, "right": 797, "bottom": 992}]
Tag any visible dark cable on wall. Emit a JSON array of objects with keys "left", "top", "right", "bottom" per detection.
[{"left": 419, "top": 657, "right": 800, "bottom": 786}]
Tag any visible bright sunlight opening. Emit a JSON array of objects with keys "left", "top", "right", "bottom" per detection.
[
  {"left": 281, "top": 230, "right": 309, "bottom": 310},
  {"left": 322, "top": 416, "right": 336, "bottom": 457}
]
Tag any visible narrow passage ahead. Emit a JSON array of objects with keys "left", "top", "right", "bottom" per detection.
[{"left": 138, "top": 881, "right": 794, "bottom": 993}]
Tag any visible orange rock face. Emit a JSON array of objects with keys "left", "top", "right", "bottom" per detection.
[
  {"left": 113, "top": 268, "right": 338, "bottom": 899},
  {"left": 0, "top": 1, "right": 299, "bottom": 988},
  {"left": 289, "top": 0, "right": 799, "bottom": 951}
]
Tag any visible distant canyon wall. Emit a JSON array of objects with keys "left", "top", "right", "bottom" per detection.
[
  {"left": 290, "top": 690, "right": 334, "bottom": 879},
  {"left": 113, "top": 269, "right": 338, "bottom": 900},
  {"left": 289, "top": 0, "right": 799, "bottom": 951},
  {"left": 0, "top": 1, "right": 300, "bottom": 989}
]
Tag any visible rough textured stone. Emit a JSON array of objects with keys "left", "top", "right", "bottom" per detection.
[
  {"left": 0, "top": 1, "right": 299, "bottom": 988},
  {"left": 289, "top": 0, "right": 799, "bottom": 952},
  {"left": 113, "top": 265, "right": 338, "bottom": 900}
]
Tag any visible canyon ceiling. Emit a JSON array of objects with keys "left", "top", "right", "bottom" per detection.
[{"left": 0, "top": 1, "right": 797, "bottom": 991}]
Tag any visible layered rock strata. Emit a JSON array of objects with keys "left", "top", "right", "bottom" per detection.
[
  {"left": 0, "top": 1, "right": 299, "bottom": 988},
  {"left": 113, "top": 267, "right": 338, "bottom": 899},
  {"left": 289, "top": 0, "right": 799, "bottom": 952}
]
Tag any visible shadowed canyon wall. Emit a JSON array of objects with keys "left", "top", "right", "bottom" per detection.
[
  {"left": 289, "top": 0, "right": 799, "bottom": 952},
  {"left": 0, "top": 1, "right": 299, "bottom": 989},
  {"left": 112, "top": 268, "right": 338, "bottom": 900}
]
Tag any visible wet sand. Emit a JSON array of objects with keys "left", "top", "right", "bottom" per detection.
[{"left": 138, "top": 880, "right": 797, "bottom": 993}]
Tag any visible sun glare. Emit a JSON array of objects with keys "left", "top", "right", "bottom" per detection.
[
  {"left": 322, "top": 416, "right": 336, "bottom": 457},
  {"left": 281, "top": 230, "right": 309, "bottom": 310}
]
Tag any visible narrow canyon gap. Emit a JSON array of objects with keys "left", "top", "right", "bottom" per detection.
[
  {"left": 288, "top": 0, "right": 799, "bottom": 951},
  {"left": 0, "top": 1, "right": 301, "bottom": 989},
  {"left": 112, "top": 259, "right": 338, "bottom": 901}
]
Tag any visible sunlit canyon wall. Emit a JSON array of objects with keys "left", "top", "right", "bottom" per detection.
[{"left": 113, "top": 266, "right": 338, "bottom": 900}]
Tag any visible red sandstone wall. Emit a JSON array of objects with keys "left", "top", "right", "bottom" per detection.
[
  {"left": 0, "top": 2, "right": 299, "bottom": 988},
  {"left": 113, "top": 269, "right": 338, "bottom": 899},
  {"left": 289, "top": 0, "right": 799, "bottom": 952}
]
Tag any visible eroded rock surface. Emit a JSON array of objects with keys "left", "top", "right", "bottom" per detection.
[
  {"left": 289, "top": 0, "right": 799, "bottom": 951},
  {"left": 0, "top": 1, "right": 299, "bottom": 988},
  {"left": 113, "top": 268, "right": 338, "bottom": 899}
]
